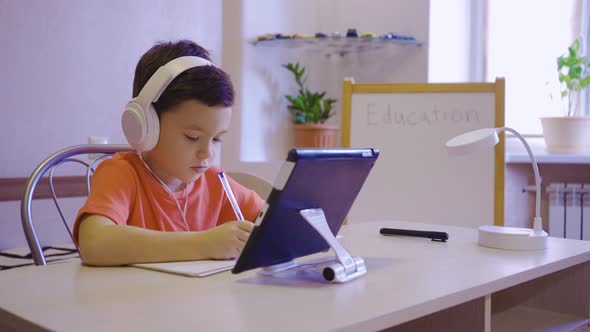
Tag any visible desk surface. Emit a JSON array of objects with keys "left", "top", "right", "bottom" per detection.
[{"left": 2, "top": 220, "right": 590, "bottom": 332}]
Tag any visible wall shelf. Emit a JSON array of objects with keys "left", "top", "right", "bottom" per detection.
[
  {"left": 249, "top": 37, "right": 423, "bottom": 57},
  {"left": 506, "top": 152, "right": 590, "bottom": 164}
]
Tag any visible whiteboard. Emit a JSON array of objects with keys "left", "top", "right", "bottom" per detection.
[{"left": 341, "top": 79, "right": 505, "bottom": 228}]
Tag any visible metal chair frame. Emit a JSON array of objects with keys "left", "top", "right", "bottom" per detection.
[{"left": 21, "top": 144, "right": 132, "bottom": 265}]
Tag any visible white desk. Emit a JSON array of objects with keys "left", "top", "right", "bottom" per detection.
[{"left": 1, "top": 221, "right": 590, "bottom": 332}]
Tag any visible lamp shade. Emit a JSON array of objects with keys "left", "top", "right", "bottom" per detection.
[{"left": 445, "top": 128, "right": 499, "bottom": 156}]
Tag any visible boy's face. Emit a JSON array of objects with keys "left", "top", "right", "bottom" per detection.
[{"left": 143, "top": 99, "right": 232, "bottom": 191}]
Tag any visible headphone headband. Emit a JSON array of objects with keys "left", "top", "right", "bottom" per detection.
[{"left": 134, "top": 56, "right": 213, "bottom": 111}]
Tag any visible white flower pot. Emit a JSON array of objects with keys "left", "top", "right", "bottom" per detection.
[{"left": 540, "top": 117, "right": 590, "bottom": 153}]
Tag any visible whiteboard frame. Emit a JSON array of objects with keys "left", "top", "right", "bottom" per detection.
[{"left": 340, "top": 78, "right": 505, "bottom": 226}]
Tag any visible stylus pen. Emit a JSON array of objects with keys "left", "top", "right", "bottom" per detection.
[
  {"left": 379, "top": 228, "right": 449, "bottom": 242},
  {"left": 218, "top": 171, "right": 245, "bottom": 221}
]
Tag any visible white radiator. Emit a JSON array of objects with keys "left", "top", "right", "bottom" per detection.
[{"left": 547, "top": 183, "right": 590, "bottom": 240}]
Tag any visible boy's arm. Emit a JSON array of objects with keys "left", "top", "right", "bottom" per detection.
[{"left": 78, "top": 214, "right": 253, "bottom": 266}]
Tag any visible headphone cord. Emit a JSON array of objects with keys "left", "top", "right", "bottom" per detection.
[{"left": 138, "top": 153, "right": 191, "bottom": 231}]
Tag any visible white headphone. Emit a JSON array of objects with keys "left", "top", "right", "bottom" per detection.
[{"left": 122, "top": 55, "right": 214, "bottom": 152}]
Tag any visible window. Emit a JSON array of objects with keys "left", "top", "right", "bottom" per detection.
[{"left": 485, "top": 0, "right": 585, "bottom": 135}]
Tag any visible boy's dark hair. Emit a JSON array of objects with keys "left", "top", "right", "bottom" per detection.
[{"left": 133, "top": 40, "right": 234, "bottom": 115}]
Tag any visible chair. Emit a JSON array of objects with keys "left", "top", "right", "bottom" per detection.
[
  {"left": 21, "top": 144, "right": 133, "bottom": 266},
  {"left": 21, "top": 145, "right": 273, "bottom": 266},
  {"left": 226, "top": 171, "right": 273, "bottom": 200}
]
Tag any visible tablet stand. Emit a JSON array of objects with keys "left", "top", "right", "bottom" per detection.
[{"left": 259, "top": 208, "right": 366, "bottom": 283}]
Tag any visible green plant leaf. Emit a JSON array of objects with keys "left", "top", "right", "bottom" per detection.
[
  {"left": 555, "top": 37, "right": 590, "bottom": 102},
  {"left": 558, "top": 73, "right": 568, "bottom": 83},
  {"left": 282, "top": 62, "right": 338, "bottom": 124},
  {"left": 295, "top": 112, "right": 306, "bottom": 124},
  {"left": 570, "top": 66, "right": 582, "bottom": 78},
  {"left": 572, "top": 39, "right": 580, "bottom": 52}
]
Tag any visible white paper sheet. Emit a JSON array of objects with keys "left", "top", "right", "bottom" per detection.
[{"left": 132, "top": 260, "right": 235, "bottom": 277}]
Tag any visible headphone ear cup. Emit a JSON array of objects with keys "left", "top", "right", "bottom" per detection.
[
  {"left": 122, "top": 100, "right": 149, "bottom": 152},
  {"left": 123, "top": 56, "right": 212, "bottom": 152},
  {"left": 143, "top": 103, "right": 160, "bottom": 151},
  {"left": 122, "top": 99, "right": 160, "bottom": 152}
]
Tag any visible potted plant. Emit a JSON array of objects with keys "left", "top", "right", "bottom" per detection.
[
  {"left": 541, "top": 38, "right": 590, "bottom": 153},
  {"left": 283, "top": 62, "right": 339, "bottom": 148}
]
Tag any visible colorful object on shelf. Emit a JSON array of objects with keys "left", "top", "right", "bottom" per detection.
[
  {"left": 381, "top": 33, "right": 416, "bottom": 41},
  {"left": 346, "top": 28, "right": 358, "bottom": 38},
  {"left": 360, "top": 33, "right": 377, "bottom": 38},
  {"left": 256, "top": 33, "right": 275, "bottom": 41},
  {"left": 253, "top": 31, "right": 418, "bottom": 44},
  {"left": 276, "top": 33, "right": 295, "bottom": 39},
  {"left": 301, "top": 34, "right": 315, "bottom": 39}
]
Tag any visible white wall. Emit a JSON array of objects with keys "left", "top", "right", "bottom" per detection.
[
  {"left": 221, "top": 0, "right": 430, "bottom": 165},
  {"left": 0, "top": 0, "right": 223, "bottom": 250},
  {"left": 0, "top": 198, "right": 86, "bottom": 251},
  {"left": 0, "top": 0, "right": 222, "bottom": 178},
  {"left": 428, "top": 0, "right": 472, "bottom": 82}
]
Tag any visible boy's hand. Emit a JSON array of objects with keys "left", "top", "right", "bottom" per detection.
[{"left": 201, "top": 221, "right": 254, "bottom": 260}]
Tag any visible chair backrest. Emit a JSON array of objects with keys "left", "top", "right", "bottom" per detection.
[
  {"left": 226, "top": 171, "right": 273, "bottom": 200},
  {"left": 21, "top": 144, "right": 133, "bottom": 266}
]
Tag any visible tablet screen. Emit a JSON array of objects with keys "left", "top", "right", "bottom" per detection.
[{"left": 232, "top": 148, "right": 379, "bottom": 274}]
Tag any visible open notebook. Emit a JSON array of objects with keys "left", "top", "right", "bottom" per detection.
[{"left": 132, "top": 260, "right": 235, "bottom": 277}]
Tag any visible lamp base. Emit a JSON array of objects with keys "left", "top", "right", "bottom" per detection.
[{"left": 478, "top": 225, "right": 548, "bottom": 250}]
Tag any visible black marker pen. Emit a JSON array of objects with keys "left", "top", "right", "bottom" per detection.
[{"left": 380, "top": 228, "right": 449, "bottom": 242}]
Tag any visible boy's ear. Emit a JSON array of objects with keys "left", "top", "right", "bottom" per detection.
[{"left": 122, "top": 56, "right": 214, "bottom": 152}]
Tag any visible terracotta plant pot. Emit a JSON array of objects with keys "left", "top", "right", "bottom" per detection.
[
  {"left": 294, "top": 123, "right": 339, "bottom": 148},
  {"left": 540, "top": 116, "right": 590, "bottom": 153}
]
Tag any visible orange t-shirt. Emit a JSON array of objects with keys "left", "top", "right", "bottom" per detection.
[{"left": 72, "top": 152, "right": 264, "bottom": 245}]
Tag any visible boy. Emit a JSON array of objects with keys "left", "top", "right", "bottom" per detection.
[{"left": 74, "top": 40, "right": 263, "bottom": 266}]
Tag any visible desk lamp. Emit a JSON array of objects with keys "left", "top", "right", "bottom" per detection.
[{"left": 445, "top": 127, "right": 548, "bottom": 250}]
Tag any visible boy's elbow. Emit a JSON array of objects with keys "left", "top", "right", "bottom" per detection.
[
  {"left": 78, "top": 243, "right": 101, "bottom": 266},
  {"left": 78, "top": 237, "right": 108, "bottom": 266},
  {"left": 78, "top": 215, "right": 115, "bottom": 266},
  {"left": 78, "top": 231, "right": 108, "bottom": 266}
]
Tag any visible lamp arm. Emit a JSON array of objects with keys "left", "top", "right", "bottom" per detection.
[{"left": 498, "top": 128, "right": 542, "bottom": 231}]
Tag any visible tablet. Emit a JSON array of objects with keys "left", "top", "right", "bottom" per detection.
[{"left": 232, "top": 148, "right": 379, "bottom": 274}]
